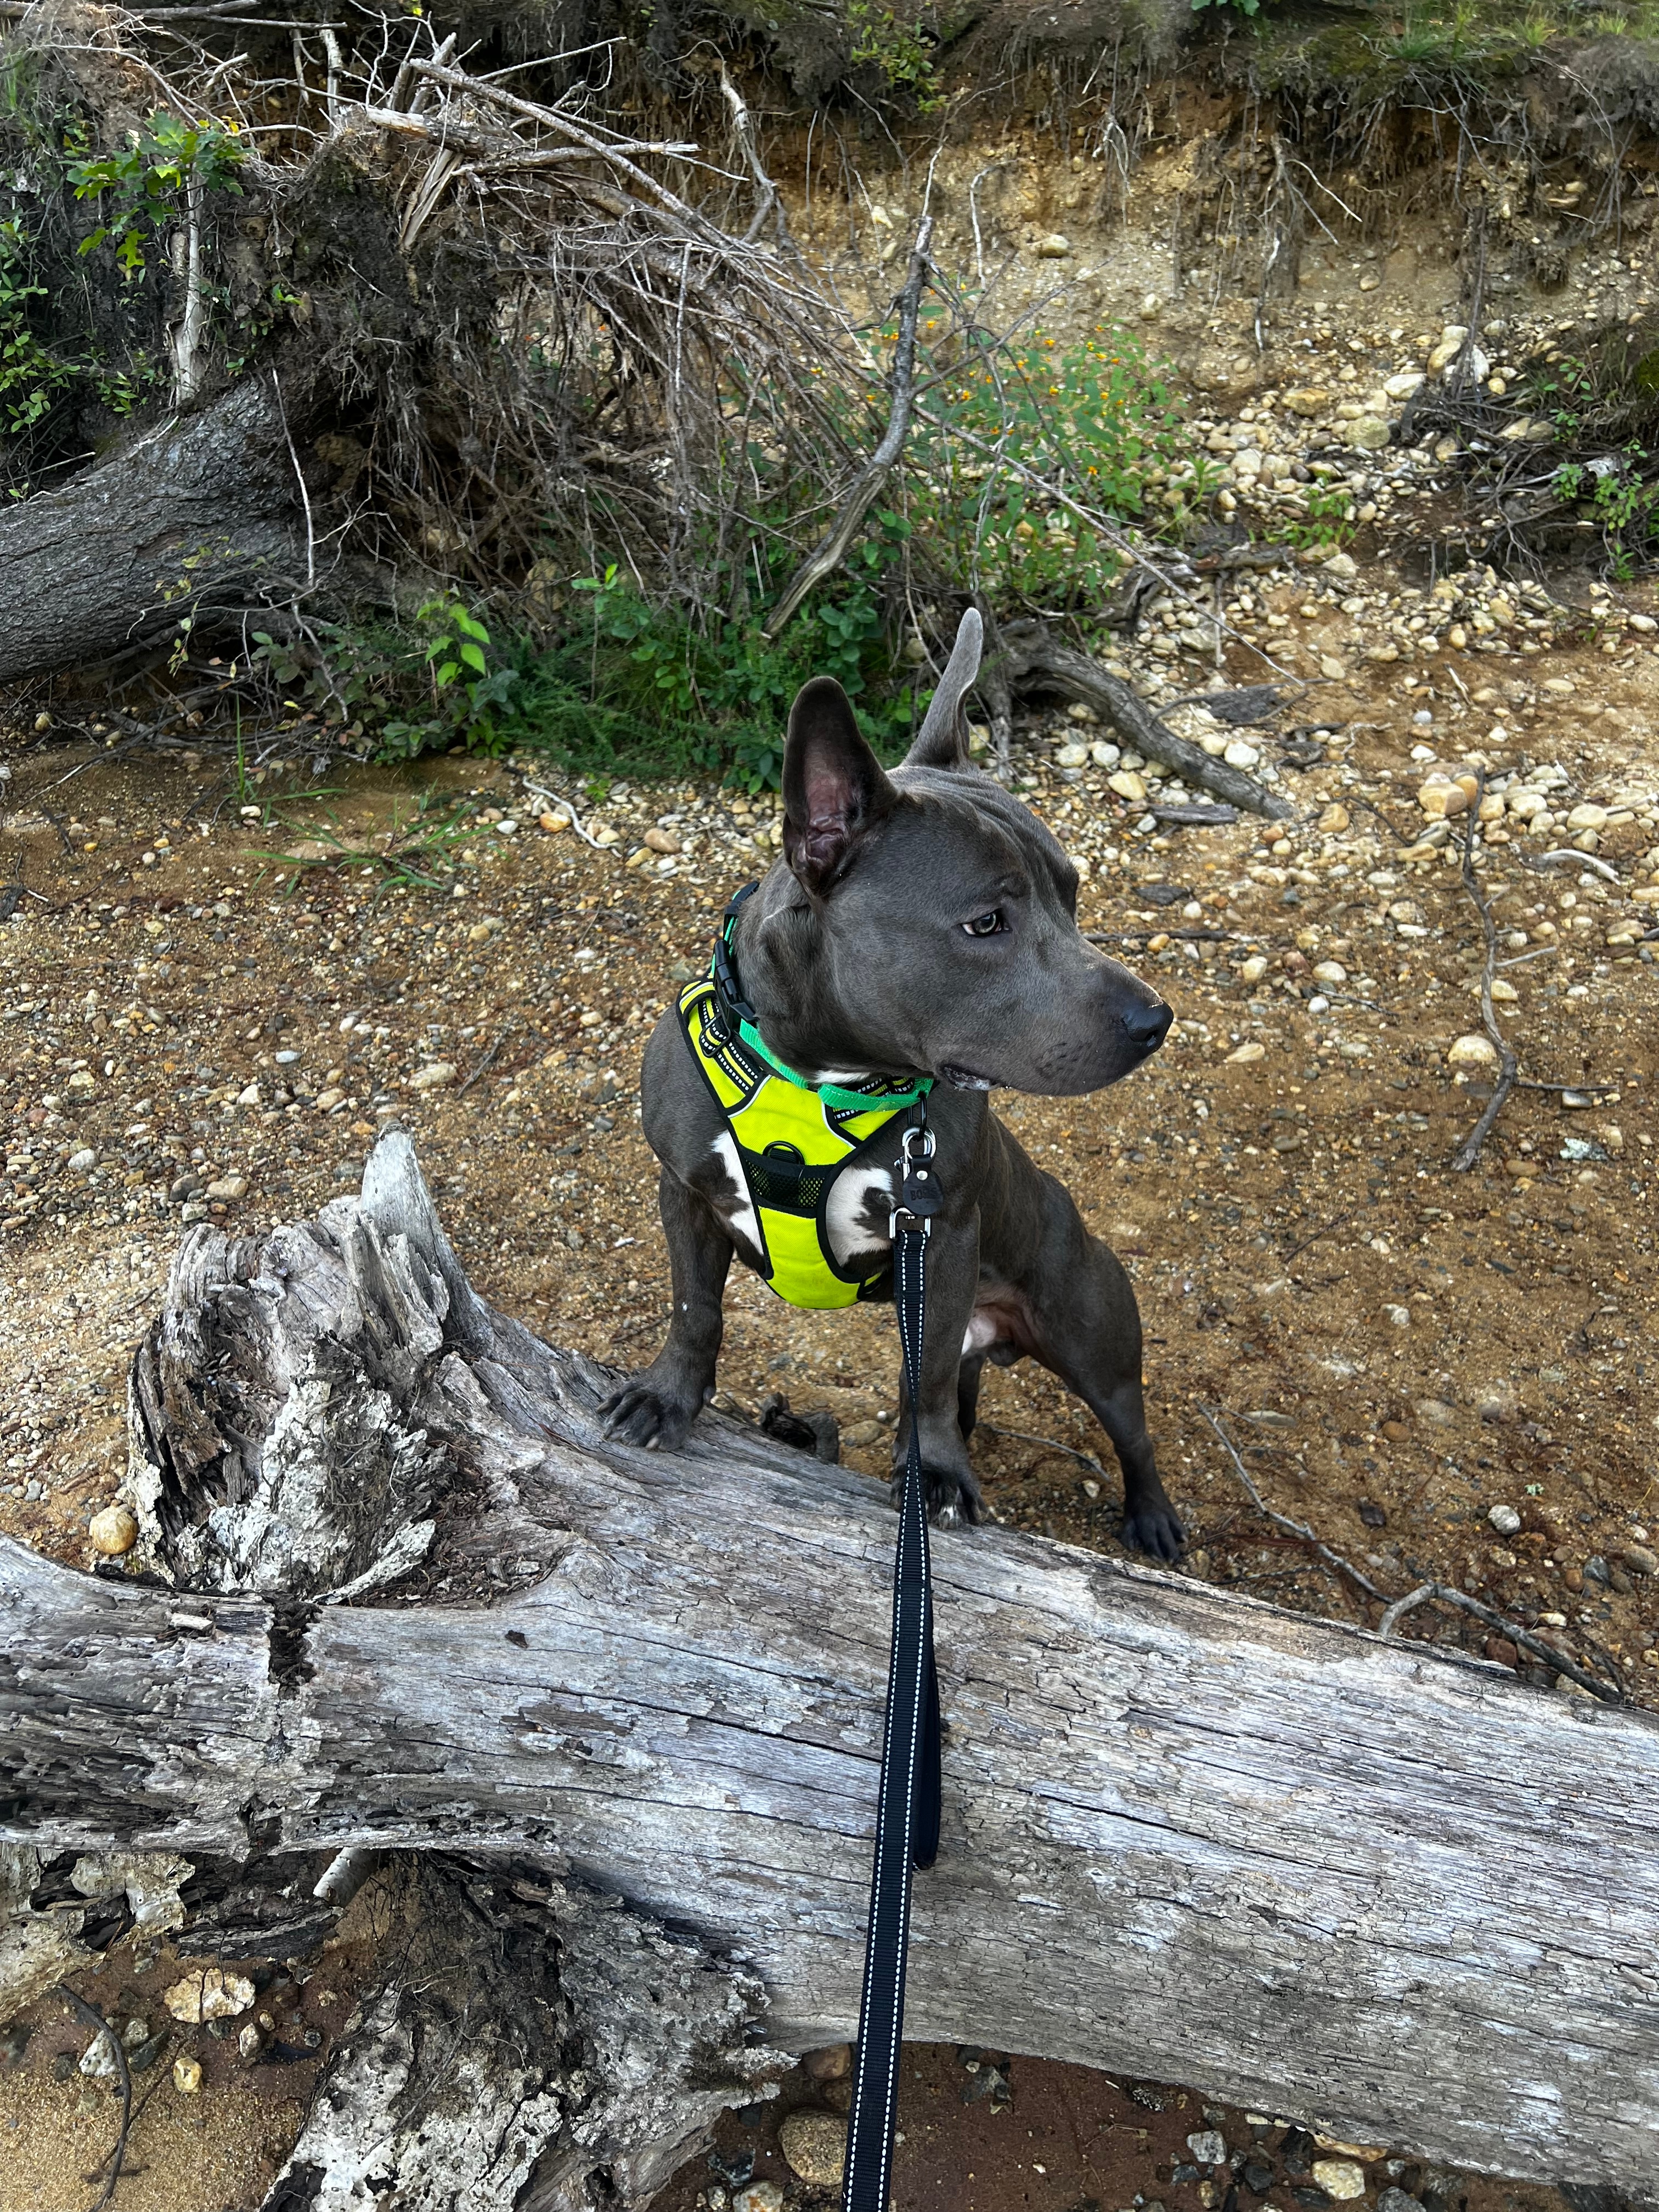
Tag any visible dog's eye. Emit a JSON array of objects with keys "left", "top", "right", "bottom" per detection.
[{"left": 962, "top": 910, "right": 1006, "bottom": 938}]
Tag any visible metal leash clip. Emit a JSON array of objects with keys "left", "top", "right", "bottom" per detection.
[{"left": 890, "top": 1121, "right": 940, "bottom": 1240}]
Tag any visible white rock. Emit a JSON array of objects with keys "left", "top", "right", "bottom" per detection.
[
  {"left": 1488, "top": 1503, "right": 1522, "bottom": 1536},
  {"left": 89, "top": 1504, "right": 138, "bottom": 1556},
  {"left": 164, "top": 1967, "right": 255, "bottom": 2023},
  {"left": 205, "top": 1173, "right": 247, "bottom": 1201},
  {"left": 1447, "top": 1034, "right": 1497, "bottom": 1068},
  {"left": 1383, "top": 371, "right": 1426, "bottom": 400},
  {"left": 1108, "top": 769, "right": 1147, "bottom": 803},
  {"left": 409, "top": 1062, "right": 458, "bottom": 1091},
  {"left": 732, "top": 2185, "right": 785, "bottom": 2212},
  {"left": 1384, "top": 1304, "right": 1411, "bottom": 1328},
  {"left": 67, "top": 1147, "right": 96, "bottom": 1174},
  {"left": 1090, "top": 741, "right": 1121, "bottom": 769},
  {"left": 1223, "top": 738, "right": 1261, "bottom": 769},
  {"left": 1239, "top": 956, "right": 1268, "bottom": 984},
  {"left": 1225, "top": 1039, "right": 1266, "bottom": 1062},
  {"left": 1311, "top": 961, "right": 1347, "bottom": 986},
  {"left": 1312, "top": 2160, "right": 1368, "bottom": 2201},
  {"left": 1057, "top": 742, "right": 1090, "bottom": 768}
]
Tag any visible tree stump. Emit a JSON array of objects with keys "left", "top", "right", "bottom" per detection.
[{"left": 2, "top": 1131, "right": 1656, "bottom": 2207}]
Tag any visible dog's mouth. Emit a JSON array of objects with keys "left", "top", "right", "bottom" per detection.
[{"left": 938, "top": 1062, "right": 994, "bottom": 1092}]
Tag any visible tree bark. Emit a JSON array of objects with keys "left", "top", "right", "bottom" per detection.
[
  {"left": 0, "top": 379, "right": 302, "bottom": 685},
  {"left": 3, "top": 1131, "right": 1658, "bottom": 2206}
]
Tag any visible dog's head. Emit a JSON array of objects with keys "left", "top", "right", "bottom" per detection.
[{"left": 776, "top": 609, "right": 1171, "bottom": 1096}]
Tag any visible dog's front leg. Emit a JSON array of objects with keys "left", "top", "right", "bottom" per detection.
[
  {"left": 891, "top": 1212, "right": 985, "bottom": 1526},
  {"left": 601, "top": 1169, "right": 732, "bottom": 1449}
]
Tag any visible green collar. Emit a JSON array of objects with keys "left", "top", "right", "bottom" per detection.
[{"left": 712, "top": 883, "right": 933, "bottom": 1118}]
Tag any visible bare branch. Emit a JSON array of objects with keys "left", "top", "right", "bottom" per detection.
[
  {"left": 763, "top": 218, "right": 933, "bottom": 638},
  {"left": 1450, "top": 768, "right": 1522, "bottom": 1173}
]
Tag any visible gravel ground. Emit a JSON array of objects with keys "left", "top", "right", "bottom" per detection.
[{"left": 3, "top": 535, "right": 1658, "bottom": 2212}]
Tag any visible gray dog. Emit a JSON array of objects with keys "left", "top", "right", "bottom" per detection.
[{"left": 601, "top": 608, "right": 1183, "bottom": 1560}]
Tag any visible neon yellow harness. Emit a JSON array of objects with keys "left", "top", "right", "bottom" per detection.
[{"left": 677, "top": 967, "right": 928, "bottom": 1310}]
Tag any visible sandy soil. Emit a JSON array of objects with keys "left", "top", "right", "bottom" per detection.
[{"left": 1, "top": 608, "right": 1655, "bottom": 2212}]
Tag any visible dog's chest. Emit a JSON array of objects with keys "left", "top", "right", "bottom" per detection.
[{"left": 700, "top": 1135, "right": 894, "bottom": 1271}]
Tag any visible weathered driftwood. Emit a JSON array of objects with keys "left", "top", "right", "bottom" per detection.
[
  {"left": 3, "top": 1131, "right": 1658, "bottom": 2208},
  {"left": 999, "top": 617, "right": 1295, "bottom": 820}
]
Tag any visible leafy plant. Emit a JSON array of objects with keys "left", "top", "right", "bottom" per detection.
[
  {"left": 846, "top": 0, "right": 944, "bottom": 108},
  {"left": 66, "top": 111, "right": 242, "bottom": 278},
  {"left": 504, "top": 566, "right": 913, "bottom": 793},
  {"left": 0, "top": 219, "right": 70, "bottom": 435},
  {"left": 889, "top": 319, "right": 1201, "bottom": 611},
  {"left": 1278, "top": 478, "right": 1356, "bottom": 550}
]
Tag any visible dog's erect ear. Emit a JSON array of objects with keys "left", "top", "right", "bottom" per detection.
[
  {"left": 782, "top": 675, "right": 898, "bottom": 895},
  {"left": 904, "top": 606, "right": 983, "bottom": 770}
]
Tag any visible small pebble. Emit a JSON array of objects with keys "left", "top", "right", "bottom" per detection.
[
  {"left": 89, "top": 1504, "right": 138, "bottom": 1556},
  {"left": 732, "top": 2184, "right": 784, "bottom": 2212},
  {"left": 1312, "top": 2159, "right": 1367, "bottom": 2200},
  {"left": 1187, "top": 2128, "right": 1227, "bottom": 2163},
  {"left": 780, "top": 2108, "right": 845, "bottom": 2186},
  {"left": 1488, "top": 1503, "right": 1522, "bottom": 1536},
  {"left": 164, "top": 1967, "right": 255, "bottom": 2023},
  {"left": 173, "top": 2054, "right": 202, "bottom": 2095}
]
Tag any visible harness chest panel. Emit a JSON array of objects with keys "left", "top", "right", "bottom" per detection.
[{"left": 677, "top": 976, "right": 907, "bottom": 1310}]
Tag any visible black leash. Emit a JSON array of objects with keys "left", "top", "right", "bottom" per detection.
[{"left": 843, "top": 1105, "right": 944, "bottom": 2212}]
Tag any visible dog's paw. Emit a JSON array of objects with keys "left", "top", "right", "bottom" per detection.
[
  {"left": 1121, "top": 1497, "right": 1184, "bottom": 1564},
  {"left": 890, "top": 1462, "right": 986, "bottom": 1528},
  {"left": 600, "top": 1380, "right": 697, "bottom": 1452}
]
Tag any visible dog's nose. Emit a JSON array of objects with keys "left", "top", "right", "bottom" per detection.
[{"left": 1122, "top": 999, "right": 1173, "bottom": 1055}]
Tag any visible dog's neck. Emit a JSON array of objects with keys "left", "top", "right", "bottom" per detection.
[{"left": 733, "top": 873, "right": 924, "bottom": 1088}]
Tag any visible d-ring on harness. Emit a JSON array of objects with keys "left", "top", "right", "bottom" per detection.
[{"left": 842, "top": 1108, "right": 944, "bottom": 2211}]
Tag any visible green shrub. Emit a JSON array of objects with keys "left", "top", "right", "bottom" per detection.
[
  {"left": 498, "top": 563, "right": 915, "bottom": 792},
  {"left": 893, "top": 318, "right": 1210, "bottom": 607}
]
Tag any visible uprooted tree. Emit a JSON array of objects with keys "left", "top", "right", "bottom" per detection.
[
  {"left": 2, "top": 1128, "right": 1658, "bottom": 2211},
  {"left": 0, "top": 0, "right": 1312, "bottom": 816}
]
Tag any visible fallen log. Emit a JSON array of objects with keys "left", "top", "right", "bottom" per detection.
[
  {"left": 998, "top": 617, "right": 1295, "bottom": 821},
  {"left": 0, "top": 378, "right": 304, "bottom": 686},
  {"left": 3, "top": 1131, "right": 1657, "bottom": 2208}
]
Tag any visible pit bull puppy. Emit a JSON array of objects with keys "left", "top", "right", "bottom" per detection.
[{"left": 602, "top": 608, "right": 1183, "bottom": 1559}]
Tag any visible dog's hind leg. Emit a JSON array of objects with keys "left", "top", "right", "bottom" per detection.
[{"left": 956, "top": 1351, "right": 986, "bottom": 1446}]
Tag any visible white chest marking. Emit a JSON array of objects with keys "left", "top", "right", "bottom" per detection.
[
  {"left": 708, "top": 1131, "right": 763, "bottom": 1254},
  {"left": 962, "top": 1310, "right": 1000, "bottom": 1356},
  {"left": 825, "top": 1158, "right": 894, "bottom": 1267}
]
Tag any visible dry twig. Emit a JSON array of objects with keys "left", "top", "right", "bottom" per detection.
[
  {"left": 1451, "top": 769, "right": 1521, "bottom": 1172},
  {"left": 54, "top": 1988, "right": 131, "bottom": 2212},
  {"left": 763, "top": 217, "right": 934, "bottom": 637},
  {"left": 1202, "top": 1408, "right": 1623, "bottom": 1705}
]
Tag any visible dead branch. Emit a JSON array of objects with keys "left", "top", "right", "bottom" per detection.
[
  {"left": 1205, "top": 1408, "right": 1623, "bottom": 1704},
  {"left": 763, "top": 218, "right": 934, "bottom": 638},
  {"left": 54, "top": 1987, "right": 131, "bottom": 2212},
  {"left": 1198, "top": 1407, "right": 1387, "bottom": 1604},
  {"left": 997, "top": 621, "right": 1295, "bottom": 820},
  {"left": 1451, "top": 769, "right": 1521, "bottom": 1172}
]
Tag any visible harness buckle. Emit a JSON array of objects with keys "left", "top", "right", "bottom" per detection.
[{"left": 889, "top": 1122, "right": 939, "bottom": 1240}]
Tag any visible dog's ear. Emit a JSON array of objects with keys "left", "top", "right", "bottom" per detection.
[
  {"left": 903, "top": 606, "right": 983, "bottom": 770},
  {"left": 782, "top": 676, "right": 898, "bottom": 895}
]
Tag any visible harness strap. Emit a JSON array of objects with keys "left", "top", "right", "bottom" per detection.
[
  {"left": 714, "top": 882, "right": 934, "bottom": 1118},
  {"left": 843, "top": 1105, "right": 943, "bottom": 2212}
]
